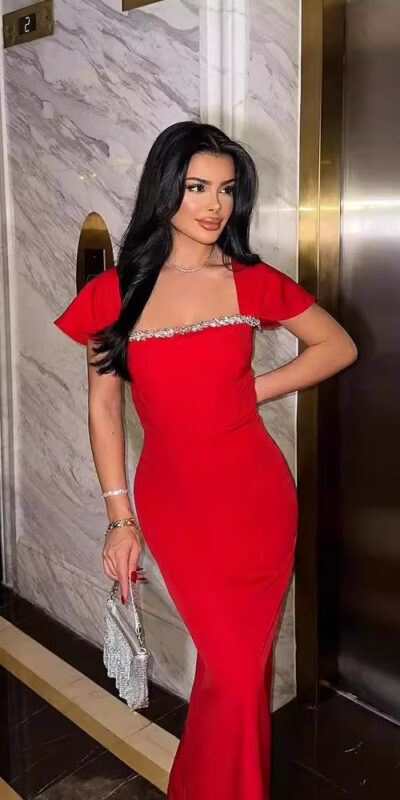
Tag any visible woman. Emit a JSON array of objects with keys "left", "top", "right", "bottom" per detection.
[{"left": 53, "top": 120, "right": 357, "bottom": 800}]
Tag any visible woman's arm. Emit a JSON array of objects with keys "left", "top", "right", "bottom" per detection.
[
  {"left": 255, "top": 303, "right": 358, "bottom": 404},
  {"left": 87, "top": 340, "right": 142, "bottom": 603}
]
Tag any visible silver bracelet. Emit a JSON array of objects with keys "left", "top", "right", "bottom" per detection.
[{"left": 102, "top": 488, "right": 128, "bottom": 498}]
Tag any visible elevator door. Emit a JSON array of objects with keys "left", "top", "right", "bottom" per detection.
[{"left": 322, "top": 0, "right": 400, "bottom": 721}]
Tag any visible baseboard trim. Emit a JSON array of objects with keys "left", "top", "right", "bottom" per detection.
[
  {"left": 0, "top": 615, "right": 178, "bottom": 794},
  {"left": 0, "top": 778, "right": 22, "bottom": 800}
]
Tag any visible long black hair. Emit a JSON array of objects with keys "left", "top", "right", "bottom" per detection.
[{"left": 91, "top": 120, "right": 261, "bottom": 381}]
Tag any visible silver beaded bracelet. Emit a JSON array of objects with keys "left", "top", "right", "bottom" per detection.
[{"left": 102, "top": 488, "right": 128, "bottom": 498}]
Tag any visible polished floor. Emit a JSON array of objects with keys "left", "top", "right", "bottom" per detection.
[{"left": 1, "top": 584, "right": 399, "bottom": 798}]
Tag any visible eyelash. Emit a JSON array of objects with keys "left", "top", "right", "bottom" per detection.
[{"left": 186, "top": 183, "right": 235, "bottom": 195}]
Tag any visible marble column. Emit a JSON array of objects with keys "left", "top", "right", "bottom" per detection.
[{"left": 200, "top": 0, "right": 302, "bottom": 708}]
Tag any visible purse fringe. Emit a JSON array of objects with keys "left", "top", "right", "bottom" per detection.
[{"left": 103, "top": 598, "right": 149, "bottom": 710}]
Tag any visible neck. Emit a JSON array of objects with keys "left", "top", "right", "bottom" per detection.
[{"left": 169, "top": 231, "right": 216, "bottom": 267}]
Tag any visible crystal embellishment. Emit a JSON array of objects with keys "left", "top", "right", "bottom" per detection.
[
  {"left": 103, "top": 579, "right": 150, "bottom": 710},
  {"left": 128, "top": 314, "right": 262, "bottom": 341}
]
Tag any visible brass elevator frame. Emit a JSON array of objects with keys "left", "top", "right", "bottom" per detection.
[{"left": 296, "top": 0, "right": 345, "bottom": 704}]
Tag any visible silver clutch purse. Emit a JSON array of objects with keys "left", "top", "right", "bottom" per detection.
[{"left": 103, "top": 576, "right": 150, "bottom": 710}]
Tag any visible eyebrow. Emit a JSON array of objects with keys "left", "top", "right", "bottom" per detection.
[{"left": 186, "top": 177, "right": 236, "bottom": 185}]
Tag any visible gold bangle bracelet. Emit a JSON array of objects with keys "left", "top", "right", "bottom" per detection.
[{"left": 105, "top": 517, "right": 137, "bottom": 536}]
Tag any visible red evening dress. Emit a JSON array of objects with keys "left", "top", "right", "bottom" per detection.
[{"left": 53, "top": 259, "right": 316, "bottom": 800}]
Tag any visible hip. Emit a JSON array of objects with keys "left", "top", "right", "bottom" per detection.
[
  {"left": 133, "top": 414, "right": 298, "bottom": 574},
  {"left": 134, "top": 414, "right": 297, "bottom": 519}
]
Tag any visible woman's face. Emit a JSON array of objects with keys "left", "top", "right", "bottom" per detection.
[{"left": 170, "top": 152, "right": 235, "bottom": 245}]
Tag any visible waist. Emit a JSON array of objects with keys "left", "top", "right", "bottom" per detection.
[
  {"left": 136, "top": 412, "right": 272, "bottom": 476},
  {"left": 135, "top": 412, "right": 287, "bottom": 491},
  {"left": 141, "top": 408, "right": 260, "bottom": 442}
]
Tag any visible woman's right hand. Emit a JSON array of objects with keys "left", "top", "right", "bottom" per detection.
[{"left": 102, "top": 525, "right": 144, "bottom": 603}]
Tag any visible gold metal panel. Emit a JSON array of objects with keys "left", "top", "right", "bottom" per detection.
[
  {"left": 3, "top": 1, "right": 53, "bottom": 49},
  {"left": 122, "top": 0, "right": 164, "bottom": 9},
  {"left": 76, "top": 212, "right": 114, "bottom": 294},
  {"left": 296, "top": 0, "right": 345, "bottom": 704},
  {"left": 319, "top": 0, "right": 345, "bottom": 314},
  {"left": 296, "top": 0, "right": 324, "bottom": 706},
  {"left": 299, "top": 0, "right": 323, "bottom": 296}
]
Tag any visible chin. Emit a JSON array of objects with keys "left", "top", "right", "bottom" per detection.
[{"left": 190, "top": 229, "right": 221, "bottom": 245}]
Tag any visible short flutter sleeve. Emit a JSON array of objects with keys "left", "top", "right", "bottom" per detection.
[
  {"left": 254, "top": 261, "right": 316, "bottom": 329},
  {"left": 53, "top": 267, "right": 121, "bottom": 345}
]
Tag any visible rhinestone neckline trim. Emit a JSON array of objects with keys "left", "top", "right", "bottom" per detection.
[{"left": 128, "top": 314, "right": 261, "bottom": 341}]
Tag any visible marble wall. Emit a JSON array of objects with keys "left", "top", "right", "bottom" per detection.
[
  {"left": 0, "top": 0, "right": 301, "bottom": 708},
  {"left": 248, "top": 0, "right": 302, "bottom": 709}
]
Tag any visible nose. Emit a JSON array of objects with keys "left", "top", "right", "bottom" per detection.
[{"left": 207, "top": 193, "right": 222, "bottom": 212}]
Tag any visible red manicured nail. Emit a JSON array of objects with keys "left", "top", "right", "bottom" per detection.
[
  {"left": 121, "top": 595, "right": 125, "bottom": 604},
  {"left": 131, "top": 571, "right": 137, "bottom": 582}
]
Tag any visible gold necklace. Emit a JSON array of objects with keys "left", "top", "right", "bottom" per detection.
[{"left": 165, "top": 244, "right": 216, "bottom": 273}]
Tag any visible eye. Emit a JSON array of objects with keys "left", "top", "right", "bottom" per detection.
[
  {"left": 221, "top": 185, "right": 235, "bottom": 195},
  {"left": 186, "top": 183, "right": 206, "bottom": 192}
]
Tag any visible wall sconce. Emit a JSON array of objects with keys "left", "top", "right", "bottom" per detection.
[{"left": 76, "top": 212, "right": 114, "bottom": 294}]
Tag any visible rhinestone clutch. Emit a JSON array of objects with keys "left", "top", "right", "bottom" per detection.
[{"left": 103, "top": 577, "right": 150, "bottom": 710}]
